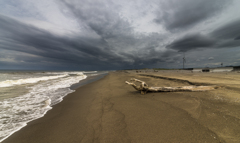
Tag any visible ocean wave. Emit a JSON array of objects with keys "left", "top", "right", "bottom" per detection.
[
  {"left": 44, "top": 71, "right": 85, "bottom": 75},
  {"left": 83, "top": 71, "right": 97, "bottom": 73},
  {"left": 0, "top": 74, "right": 69, "bottom": 88},
  {"left": 0, "top": 74, "right": 87, "bottom": 142}
]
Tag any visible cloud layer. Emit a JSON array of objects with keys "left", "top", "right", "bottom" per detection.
[
  {"left": 154, "top": 0, "right": 231, "bottom": 31},
  {"left": 0, "top": 0, "right": 239, "bottom": 70}
]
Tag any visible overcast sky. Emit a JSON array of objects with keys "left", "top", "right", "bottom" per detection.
[{"left": 0, "top": 0, "right": 240, "bottom": 70}]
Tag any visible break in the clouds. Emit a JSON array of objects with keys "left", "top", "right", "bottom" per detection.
[{"left": 0, "top": 0, "right": 239, "bottom": 70}]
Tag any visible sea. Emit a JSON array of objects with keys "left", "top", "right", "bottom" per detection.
[{"left": 0, "top": 70, "right": 108, "bottom": 142}]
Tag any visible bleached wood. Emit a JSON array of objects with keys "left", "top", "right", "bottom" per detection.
[{"left": 125, "top": 78, "right": 215, "bottom": 94}]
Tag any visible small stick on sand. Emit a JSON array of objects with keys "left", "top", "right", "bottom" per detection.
[{"left": 125, "top": 78, "right": 215, "bottom": 94}]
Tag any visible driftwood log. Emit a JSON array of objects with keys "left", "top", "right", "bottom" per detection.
[{"left": 125, "top": 78, "right": 215, "bottom": 94}]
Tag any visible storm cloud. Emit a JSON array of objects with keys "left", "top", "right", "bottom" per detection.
[
  {"left": 166, "top": 19, "right": 240, "bottom": 52},
  {"left": 154, "top": 0, "right": 231, "bottom": 31},
  {"left": 212, "top": 19, "right": 240, "bottom": 40},
  {"left": 166, "top": 34, "right": 216, "bottom": 52},
  {"left": 0, "top": 0, "right": 239, "bottom": 70}
]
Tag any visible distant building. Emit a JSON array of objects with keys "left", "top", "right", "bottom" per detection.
[
  {"left": 192, "top": 68, "right": 202, "bottom": 72},
  {"left": 192, "top": 67, "right": 234, "bottom": 72}
]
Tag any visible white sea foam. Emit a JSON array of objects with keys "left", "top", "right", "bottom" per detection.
[
  {"left": 0, "top": 74, "right": 68, "bottom": 87},
  {"left": 83, "top": 71, "right": 97, "bottom": 73},
  {"left": 0, "top": 72, "right": 87, "bottom": 142},
  {"left": 45, "top": 71, "right": 86, "bottom": 75}
]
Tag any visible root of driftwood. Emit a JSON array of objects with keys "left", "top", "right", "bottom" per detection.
[{"left": 125, "top": 78, "right": 215, "bottom": 94}]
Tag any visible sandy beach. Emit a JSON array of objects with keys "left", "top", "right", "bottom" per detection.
[{"left": 3, "top": 70, "right": 240, "bottom": 143}]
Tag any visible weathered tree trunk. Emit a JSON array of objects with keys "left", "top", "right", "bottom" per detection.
[{"left": 125, "top": 78, "right": 215, "bottom": 94}]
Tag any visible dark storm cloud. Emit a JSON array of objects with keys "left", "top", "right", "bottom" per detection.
[
  {"left": 59, "top": 0, "right": 178, "bottom": 66},
  {"left": 166, "top": 34, "right": 216, "bottom": 52},
  {"left": 61, "top": 0, "right": 135, "bottom": 48},
  {"left": 0, "top": 0, "right": 239, "bottom": 70},
  {"left": 167, "top": 18, "right": 240, "bottom": 52},
  {"left": 210, "top": 19, "right": 240, "bottom": 48},
  {"left": 154, "top": 0, "right": 230, "bottom": 31},
  {"left": 211, "top": 19, "right": 240, "bottom": 40},
  {"left": 235, "top": 36, "right": 240, "bottom": 40},
  {"left": 0, "top": 14, "right": 172, "bottom": 70},
  {"left": 0, "top": 14, "right": 123, "bottom": 68}
]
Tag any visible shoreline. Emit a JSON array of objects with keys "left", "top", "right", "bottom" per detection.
[
  {"left": 3, "top": 71, "right": 240, "bottom": 143},
  {"left": 70, "top": 73, "right": 108, "bottom": 90},
  {"left": 1, "top": 73, "right": 107, "bottom": 143}
]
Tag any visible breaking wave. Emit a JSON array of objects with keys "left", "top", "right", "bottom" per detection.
[{"left": 0, "top": 71, "right": 87, "bottom": 142}]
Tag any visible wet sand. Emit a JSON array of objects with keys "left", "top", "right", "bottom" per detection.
[{"left": 3, "top": 71, "right": 240, "bottom": 143}]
